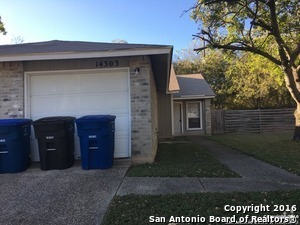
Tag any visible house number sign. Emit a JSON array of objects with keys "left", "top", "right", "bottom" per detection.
[{"left": 96, "top": 60, "right": 119, "bottom": 68}]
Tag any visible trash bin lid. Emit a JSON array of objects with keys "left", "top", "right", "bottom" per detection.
[
  {"left": 75, "top": 115, "right": 116, "bottom": 123},
  {"left": 33, "top": 116, "right": 75, "bottom": 125},
  {"left": 0, "top": 119, "right": 32, "bottom": 127}
]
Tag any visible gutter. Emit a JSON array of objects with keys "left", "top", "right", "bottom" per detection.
[{"left": 0, "top": 47, "right": 173, "bottom": 62}]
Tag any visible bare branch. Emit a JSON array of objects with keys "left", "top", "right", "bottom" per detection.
[
  {"left": 180, "top": 5, "right": 196, "bottom": 18},
  {"left": 248, "top": 0, "right": 259, "bottom": 47},
  {"left": 267, "top": 0, "right": 292, "bottom": 63},
  {"left": 289, "top": 42, "right": 300, "bottom": 67},
  {"left": 193, "top": 35, "right": 282, "bottom": 66},
  {"left": 245, "top": 4, "right": 273, "bottom": 32}
]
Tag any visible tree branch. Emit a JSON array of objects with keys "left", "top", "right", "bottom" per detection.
[
  {"left": 248, "top": 0, "right": 259, "bottom": 47},
  {"left": 245, "top": 4, "right": 273, "bottom": 32},
  {"left": 289, "top": 42, "right": 300, "bottom": 67},
  {"left": 267, "top": 0, "right": 292, "bottom": 64},
  {"left": 193, "top": 34, "right": 282, "bottom": 65}
]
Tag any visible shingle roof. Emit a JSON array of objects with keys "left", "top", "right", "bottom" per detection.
[
  {"left": 173, "top": 74, "right": 215, "bottom": 99},
  {"left": 0, "top": 40, "right": 171, "bottom": 55}
]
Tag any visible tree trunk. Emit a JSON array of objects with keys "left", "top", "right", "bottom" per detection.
[
  {"left": 293, "top": 103, "right": 300, "bottom": 140},
  {"left": 283, "top": 67, "right": 300, "bottom": 141}
]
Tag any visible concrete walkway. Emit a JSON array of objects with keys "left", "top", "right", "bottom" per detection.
[{"left": 117, "top": 137, "right": 300, "bottom": 195}]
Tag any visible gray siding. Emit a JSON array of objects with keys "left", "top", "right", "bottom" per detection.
[
  {"left": 24, "top": 58, "right": 129, "bottom": 71},
  {"left": 173, "top": 99, "right": 212, "bottom": 136},
  {"left": 157, "top": 92, "right": 173, "bottom": 138}
]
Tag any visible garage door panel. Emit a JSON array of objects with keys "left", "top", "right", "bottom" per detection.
[
  {"left": 31, "top": 74, "right": 81, "bottom": 95},
  {"left": 31, "top": 96, "right": 58, "bottom": 116},
  {"left": 58, "top": 75, "right": 81, "bottom": 93},
  {"left": 28, "top": 69, "right": 130, "bottom": 161},
  {"left": 79, "top": 72, "right": 128, "bottom": 92},
  {"left": 114, "top": 137, "right": 129, "bottom": 158},
  {"left": 107, "top": 93, "right": 129, "bottom": 112},
  {"left": 31, "top": 95, "right": 81, "bottom": 116},
  {"left": 80, "top": 95, "right": 107, "bottom": 112},
  {"left": 80, "top": 93, "right": 128, "bottom": 114},
  {"left": 115, "top": 114, "right": 129, "bottom": 132},
  {"left": 105, "top": 73, "right": 128, "bottom": 91},
  {"left": 31, "top": 76, "right": 58, "bottom": 95},
  {"left": 80, "top": 74, "right": 107, "bottom": 91}
]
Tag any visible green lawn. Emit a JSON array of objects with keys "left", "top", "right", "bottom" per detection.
[
  {"left": 126, "top": 142, "right": 239, "bottom": 177},
  {"left": 102, "top": 133, "right": 300, "bottom": 225},
  {"left": 207, "top": 132, "right": 300, "bottom": 175},
  {"left": 102, "top": 190, "right": 300, "bottom": 225}
]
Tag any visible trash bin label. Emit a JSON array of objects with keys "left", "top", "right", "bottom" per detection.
[
  {"left": 46, "top": 136, "right": 54, "bottom": 140},
  {"left": 88, "top": 135, "right": 97, "bottom": 139},
  {"left": 46, "top": 142, "right": 56, "bottom": 151},
  {"left": 0, "top": 139, "right": 5, "bottom": 143},
  {"left": 0, "top": 144, "right": 8, "bottom": 154}
]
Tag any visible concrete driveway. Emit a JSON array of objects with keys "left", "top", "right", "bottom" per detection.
[{"left": 0, "top": 159, "right": 129, "bottom": 225}]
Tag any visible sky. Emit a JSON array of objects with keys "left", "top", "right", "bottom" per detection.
[{"left": 0, "top": 0, "right": 199, "bottom": 54}]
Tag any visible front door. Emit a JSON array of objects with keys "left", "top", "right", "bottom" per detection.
[{"left": 173, "top": 102, "right": 183, "bottom": 135}]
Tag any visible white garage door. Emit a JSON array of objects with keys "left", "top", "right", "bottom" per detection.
[{"left": 26, "top": 68, "right": 130, "bottom": 161}]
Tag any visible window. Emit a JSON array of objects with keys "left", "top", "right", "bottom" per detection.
[{"left": 186, "top": 102, "right": 202, "bottom": 130}]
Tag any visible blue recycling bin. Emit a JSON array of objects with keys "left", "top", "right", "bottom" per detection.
[
  {"left": 75, "top": 115, "right": 116, "bottom": 170},
  {"left": 0, "top": 119, "right": 32, "bottom": 173}
]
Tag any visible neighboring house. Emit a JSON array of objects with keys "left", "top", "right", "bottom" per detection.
[
  {"left": 172, "top": 72, "right": 215, "bottom": 136},
  {"left": 0, "top": 40, "right": 214, "bottom": 165},
  {"left": 158, "top": 66, "right": 215, "bottom": 138}
]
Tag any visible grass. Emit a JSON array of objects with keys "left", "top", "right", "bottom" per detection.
[
  {"left": 206, "top": 132, "right": 300, "bottom": 175},
  {"left": 126, "top": 141, "right": 239, "bottom": 177},
  {"left": 102, "top": 190, "right": 300, "bottom": 225},
  {"left": 102, "top": 133, "right": 300, "bottom": 225}
]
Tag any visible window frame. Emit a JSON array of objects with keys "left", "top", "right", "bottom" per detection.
[{"left": 186, "top": 101, "right": 203, "bottom": 130}]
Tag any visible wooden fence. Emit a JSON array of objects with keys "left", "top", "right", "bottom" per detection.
[{"left": 211, "top": 108, "right": 295, "bottom": 134}]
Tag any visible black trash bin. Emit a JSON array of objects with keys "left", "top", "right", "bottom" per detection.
[
  {"left": 0, "top": 119, "right": 32, "bottom": 173},
  {"left": 75, "top": 115, "right": 116, "bottom": 170},
  {"left": 32, "top": 116, "right": 75, "bottom": 170}
]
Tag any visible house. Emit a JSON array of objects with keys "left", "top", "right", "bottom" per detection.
[
  {"left": 0, "top": 40, "right": 214, "bottom": 165},
  {"left": 172, "top": 72, "right": 215, "bottom": 136},
  {"left": 157, "top": 66, "right": 215, "bottom": 138}
]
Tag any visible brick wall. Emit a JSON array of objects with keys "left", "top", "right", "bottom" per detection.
[
  {"left": 129, "top": 56, "right": 158, "bottom": 164},
  {"left": 0, "top": 62, "right": 24, "bottom": 118},
  {"left": 204, "top": 99, "right": 212, "bottom": 135}
]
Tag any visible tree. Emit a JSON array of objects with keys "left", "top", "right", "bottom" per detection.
[
  {"left": 226, "top": 52, "right": 294, "bottom": 109},
  {"left": 11, "top": 36, "right": 24, "bottom": 44},
  {"left": 174, "top": 47, "right": 235, "bottom": 109},
  {"left": 173, "top": 45, "right": 203, "bottom": 75},
  {"left": 190, "top": 0, "right": 300, "bottom": 139},
  {"left": 197, "top": 50, "right": 234, "bottom": 109},
  {"left": 111, "top": 39, "right": 128, "bottom": 44},
  {"left": 0, "top": 16, "right": 6, "bottom": 35}
]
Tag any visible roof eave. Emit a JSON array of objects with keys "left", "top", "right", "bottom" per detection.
[
  {"left": 167, "top": 90, "right": 180, "bottom": 94},
  {"left": 0, "top": 47, "right": 172, "bottom": 62}
]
